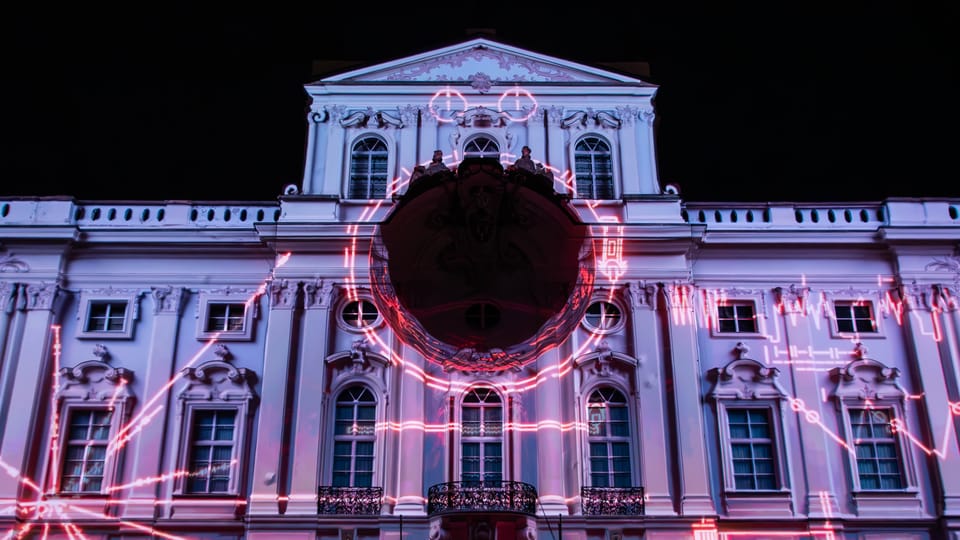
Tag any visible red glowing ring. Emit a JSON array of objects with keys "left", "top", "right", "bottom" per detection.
[
  {"left": 497, "top": 88, "right": 537, "bottom": 122},
  {"left": 428, "top": 88, "right": 469, "bottom": 123}
]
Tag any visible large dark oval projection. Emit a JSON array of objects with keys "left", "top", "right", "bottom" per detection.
[{"left": 370, "top": 157, "right": 595, "bottom": 372}]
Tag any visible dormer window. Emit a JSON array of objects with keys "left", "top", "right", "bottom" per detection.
[
  {"left": 349, "top": 137, "right": 388, "bottom": 199},
  {"left": 463, "top": 136, "right": 500, "bottom": 160},
  {"left": 574, "top": 136, "right": 614, "bottom": 199}
]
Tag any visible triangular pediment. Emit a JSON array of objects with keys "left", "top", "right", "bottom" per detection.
[{"left": 317, "top": 38, "right": 652, "bottom": 85}]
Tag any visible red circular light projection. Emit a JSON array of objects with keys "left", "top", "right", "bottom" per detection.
[{"left": 370, "top": 157, "right": 595, "bottom": 372}]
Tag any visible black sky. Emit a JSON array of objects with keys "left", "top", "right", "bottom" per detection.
[{"left": 3, "top": 3, "right": 958, "bottom": 203}]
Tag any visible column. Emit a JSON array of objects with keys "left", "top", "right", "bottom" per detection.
[
  {"left": 636, "top": 105, "right": 659, "bottom": 194},
  {"left": 248, "top": 279, "right": 299, "bottom": 515},
  {"left": 617, "top": 108, "right": 642, "bottom": 195},
  {"left": 301, "top": 106, "right": 330, "bottom": 195},
  {"left": 901, "top": 282, "right": 960, "bottom": 515},
  {"left": 627, "top": 281, "right": 675, "bottom": 515},
  {"left": 122, "top": 286, "right": 185, "bottom": 518},
  {"left": 393, "top": 342, "right": 425, "bottom": 515},
  {"left": 545, "top": 107, "right": 565, "bottom": 193},
  {"left": 0, "top": 282, "right": 20, "bottom": 424},
  {"left": 286, "top": 280, "right": 336, "bottom": 515},
  {"left": 661, "top": 282, "right": 715, "bottom": 515},
  {"left": 0, "top": 283, "right": 60, "bottom": 507},
  {"left": 773, "top": 285, "right": 841, "bottom": 517},
  {"left": 321, "top": 113, "right": 347, "bottom": 195},
  {"left": 526, "top": 109, "right": 547, "bottom": 171},
  {"left": 536, "top": 347, "right": 568, "bottom": 515},
  {"left": 396, "top": 106, "right": 420, "bottom": 193}
]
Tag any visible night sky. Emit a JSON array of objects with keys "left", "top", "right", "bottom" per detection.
[{"left": 3, "top": 4, "right": 957, "bottom": 203}]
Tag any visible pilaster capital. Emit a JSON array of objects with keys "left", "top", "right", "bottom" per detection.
[
  {"left": 304, "top": 279, "right": 337, "bottom": 310},
  {"left": 24, "top": 282, "right": 61, "bottom": 311},
  {"left": 774, "top": 284, "right": 810, "bottom": 314},
  {"left": 897, "top": 281, "right": 938, "bottom": 312},
  {"left": 0, "top": 281, "right": 16, "bottom": 314},
  {"left": 626, "top": 281, "right": 658, "bottom": 310},
  {"left": 267, "top": 279, "right": 299, "bottom": 310},
  {"left": 660, "top": 281, "right": 695, "bottom": 312},
  {"left": 150, "top": 286, "right": 186, "bottom": 316}
]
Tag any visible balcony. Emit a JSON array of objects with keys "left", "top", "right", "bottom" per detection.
[
  {"left": 317, "top": 486, "right": 383, "bottom": 515},
  {"left": 427, "top": 481, "right": 538, "bottom": 516},
  {"left": 581, "top": 486, "right": 645, "bottom": 516}
]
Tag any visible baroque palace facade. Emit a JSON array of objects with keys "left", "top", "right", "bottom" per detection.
[{"left": 2, "top": 38, "right": 960, "bottom": 540}]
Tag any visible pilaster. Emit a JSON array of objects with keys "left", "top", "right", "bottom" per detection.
[
  {"left": 286, "top": 280, "right": 336, "bottom": 515},
  {"left": 393, "top": 342, "right": 426, "bottom": 515},
  {"left": 536, "top": 347, "right": 569, "bottom": 515},
  {"left": 122, "top": 286, "right": 186, "bottom": 519},
  {"left": 248, "top": 279, "right": 299, "bottom": 515},
  {"left": 661, "top": 282, "right": 715, "bottom": 515},
  {"left": 627, "top": 281, "right": 675, "bottom": 515},
  {"left": 773, "top": 284, "right": 841, "bottom": 517}
]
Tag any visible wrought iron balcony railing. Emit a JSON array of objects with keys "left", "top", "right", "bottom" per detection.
[
  {"left": 581, "top": 486, "right": 645, "bottom": 516},
  {"left": 317, "top": 486, "right": 383, "bottom": 515},
  {"left": 427, "top": 480, "right": 538, "bottom": 516}
]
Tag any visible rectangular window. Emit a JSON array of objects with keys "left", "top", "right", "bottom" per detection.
[
  {"left": 186, "top": 410, "right": 236, "bottom": 493},
  {"left": 85, "top": 301, "right": 128, "bottom": 333},
  {"left": 717, "top": 302, "right": 757, "bottom": 333},
  {"left": 205, "top": 303, "right": 246, "bottom": 333},
  {"left": 835, "top": 301, "right": 877, "bottom": 333},
  {"left": 727, "top": 408, "right": 777, "bottom": 490},
  {"left": 850, "top": 408, "right": 903, "bottom": 490},
  {"left": 61, "top": 409, "right": 112, "bottom": 493}
]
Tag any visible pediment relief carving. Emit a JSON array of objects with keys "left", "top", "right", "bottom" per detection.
[
  {"left": 709, "top": 344, "right": 786, "bottom": 400},
  {"left": 326, "top": 338, "right": 390, "bottom": 387},
  {"left": 830, "top": 350, "right": 904, "bottom": 401},
  {"left": 575, "top": 340, "right": 637, "bottom": 379},
  {"left": 59, "top": 344, "right": 135, "bottom": 403},
  {"left": 180, "top": 344, "right": 258, "bottom": 402}
]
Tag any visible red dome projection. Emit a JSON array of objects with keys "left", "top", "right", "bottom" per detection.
[{"left": 370, "top": 157, "right": 595, "bottom": 372}]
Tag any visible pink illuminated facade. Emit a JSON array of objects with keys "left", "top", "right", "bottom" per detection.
[{"left": 1, "top": 38, "right": 960, "bottom": 539}]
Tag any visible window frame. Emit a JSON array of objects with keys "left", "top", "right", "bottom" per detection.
[
  {"left": 173, "top": 347, "right": 257, "bottom": 497},
  {"left": 347, "top": 135, "right": 391, "bottom": 200},
  {"left": 715, "top": 300, "right": 760, "bottom": 335},
  {"left": 75, "top": 289, "right": 140, "bottom": 340},
  {"left": 582, "top": 299, "right": 626, "bottom": 335},
  {"left": 183, "top": 408, "right": 239, "bottom": 494},
  {"left": 703, "top": 288, "right": 768, "bottom": 339},
  {"left": 571, "top": 135, "right": 616, "bottom": 200},
  {"left": 336, "top": 296, "right": 383, "bottom": 333},
  {"left": 462, "top": 134, "right": 501, "bottom": 160},
  {"left": 584, "top": 386, "right": 634, "bottom": 488},
  {"left": 715, "top": 402, "right": 788, "bottom": 493},
  {"left": 831, "top": 299, "right": 881, "bottom": 338},
  {"left": 457, "top": 386, "right": 506, "bottom": 485},
  {"left": 56, "top": 404, "right": 120, "bottom": 495},
  {"left": 195, "top": 290, "right": 259, "bottom": 341},
  {"left": 822, "top": 289, "right": 887, "bottom": 340},
  {"left": 331, "top": 385, "right": 378, "bottom": 488}
]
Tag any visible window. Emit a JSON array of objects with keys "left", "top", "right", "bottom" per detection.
[
  {"left": 85, "top": 301, "right": 127, "bottom": 333},
  {"left": 583, "top": 301, "right": 623, "bottom": 333},
  {"left": 586, "top": 387, "right": 632, "bottom": 488},
  {"left": 186, "top": 410, "right": 236, "bottom": 493},
  {"left": 340, "top": 300, "right": 380, "bottom": 330},
  {"left": 76, "top": 290, "right": 140, "bottom": 339},
  {"left": 205, "top": 303, "right": 246, "bottom": 332},
  {"left": 332, "top": 386, "right": 377, "bottom": 487},
  {"left": 175, "top": 345, "right": 257, "bottom": 499},
  {"left": 349, "top": 137, "right": 388, "bottom": 199},
  {"left": 60, "top": 409, "right": 112, "bottom": 493},
  {"left": 461, "top": 388, "right": 503, "bottom": 484},
  {"left": 717, "top": 302, "right": 757, "bottom": 333},
  {"left": 196, "top": 290, "right": 259, "bottom": 341},
  {"left": 849, "top": 407, "right": 903, "bottom": 490},
  {"left": 574, "top": 136, "right": 614, "bottom": 199},
  {"left": 727, "top": 408, "right": 776, "bottom": 490},
  {"left": 463, "top": 136, "right": 500, "bottom": 159},
  {"left": 834, "top": 301, "right": 877, "bottom": 334}
]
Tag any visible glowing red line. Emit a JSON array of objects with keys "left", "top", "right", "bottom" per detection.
[
  {"left": 47, "top": 325, "right": 62, "bottom": 494},
  {"left": 107, "top": 459, "right": 238, "bottom": 492},
  {"left": 0, "top": 457, "right": 42, "bottom": 493},
  {"left": 107, "top": 404, "right": 164, "bottom": 456},
  {"left": 108, "top": 336, "right": 224, "bottom": 449}
]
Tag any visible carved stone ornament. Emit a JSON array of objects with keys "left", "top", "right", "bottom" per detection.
[
  {"left": 304, "top": 279, "right": 337, "bottom": 309},
  {"left": 0, "top": 252, "right": 29, "bottom": 273},
  {"left": 25, "top": 282, "right": 60, "bottom": 311},
  {"left": 774, "top": 284, "right": 809, "bottom": 314},
  {"left": 0, "top": 281, "right": 16, "bottom": 314},
  {"left": 58, "top": 345, "right": 135, "bottom": 403},
  {"left": 830, "top": 356, "right": 904, "bottom": 401},
  {"left": 470, "top": 72, "right": 493, "bottom": 93},
  {"left": 560, "top": 109, "right": 621, "bottom": 130},
  {"left": 180, "top": 344, "right": 258, "bottom": 402},
  {"left": 151, "top": 285, "right": 185, "bottom": 315},
  {"left": 926, "top": 255, "right": 960, "bottom": 285},
  {"left": 627, "top": 281, "right": 658, "bottom": 310},
  {"left": 268, "top": 279, "right": 298, "bottom": 310},
  {"left": 709, "top": 356, "right": 786, "bottom": 401},
  {"left": 897, "top": 280, "right": 935, "bottom": 312}
]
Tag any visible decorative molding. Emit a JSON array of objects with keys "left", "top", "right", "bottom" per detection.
[
  {"left": 325, "top": 343, "right": 390, "bottom": 393},
  {"left": 469, "top": 72, "right": 492, "bottom": 93},
  {"left": 708, "top": 352, "right": 787, "bottom": 400},
  {"left": 897, "top": 281, "right": 936, "bottom": 312},
  {"left": 773, "top": 284, "right": 809, "bottom": 314},
  {"left": 180, "top": 345, "right": 258, "bottom": 402},
  {"left": 703, "top": 286, "right": 769, "bottom": 320},
  {"left": 560, "top": 109, "right": 621, "bottom": 130},
  {"left": 338, "top": 107, "right": 405, "bottom": 129},
  {"left": 304, "top": 279, "right": 337, "bottom": 310},
  {"left": 373, "top": 47, "right": 584, "bottom": 83},
  {"left": 398, "top": 105, "right": 421, "bottom": 126},
  {"left": 267, "top": 279, "right": 298, "bottom": 310},
  {"left": 660, "top": 282, "right": 694, "bottom": 311},
  {"left": 311, "top": 108, "right": 329, "bottom": 123},
  {"left": 638, "top": 107, "right": 656, "bottom": 125},
  {"left": 150, "top": 286, "right": 185, "bottom": 315},
  {"left": 196, "top": 287, "right": 261, "bottom": 320},
  {"left": 926, "top": 255, "right": 960, "bottom": 286},
  {"left": 24, "top": 282, "right": 60, "bottom": 311},
  {"left": 616, "top": 106, "right": 638, "bottom": 126},
  {"left": 58, "top": 345, "right": 135, "bottom": 403},
  {"left": 0, "top": 253, "right": 29, "bottom": 273},
  {"left": 0, "top": 281, "right": 16, "bottom": 314},
  {"left": 830, "top": 355, "right": 904, "bottom": 401},
  {"left": 626, "top": 281, "right": 658, "bottom": 310}
]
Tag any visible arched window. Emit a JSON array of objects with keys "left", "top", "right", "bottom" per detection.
[
  {"left": 349, "top": 137, "right": 389, "bottom": 199},
  {"left": 574, "top": 136, "right": 614, "bottom": 199},
  {"left": 463, "top": 136, "right": 500, "bottom": 159},
  {"left": 586, "top": 387, "right": 632, "bottom": 487},
  {"left": 333, "top": 385, "right": 376, "bottom": 487},
  {"left": 461, "top": 387, "right": 503, "bottom": 485}
]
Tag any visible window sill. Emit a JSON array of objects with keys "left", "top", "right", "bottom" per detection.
[
  {"left": 722, "top": 490, "right": 794, "bottom": 517},
  {"left": 851, "top": 489, "right": 922, "bottom": 517}
]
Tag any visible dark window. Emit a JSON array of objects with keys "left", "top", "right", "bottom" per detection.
[
  {"left": 717, "top": 302, "right": 757, "bottom": 333},
  {"left": 342, "top": 300, "right": 379, "bottom": 329},
  {"left": 462, "top": 388, "right": 503, "bottom": 484},
  {"left": 333, "top": 386, "right": 376, "bottom": 487},
  {"left": 835, "top": 302, "right": 876, "bottom": 333},
  {"left": 187, "top": 410, "right": 236, "bottom": 493},
  {"left": 587, "top": 388, "right": 632, "bottom": 487},
  {"left": 206, "top": 303, "right": 245, "bottom": 332},
  {"left": 349, "top": 137, "right": 389, "bottom": 199},
  {"left": 574, "top": 137, "right": 614, "bottom": 199},
  {"left": 85, "top": 301, "right": 127, "bottom": 332},
  {"left": 61, "top": 409, "right": 112, "bottom": 493},
  {"left": 728, "top": 408, "right": 777, "bottom": 490},
  {"left": 850, "top": 408, "right": 903, "bottom": 490},
  {"left": 584, "top": 301, "right": 622, "bottom": 331}
]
